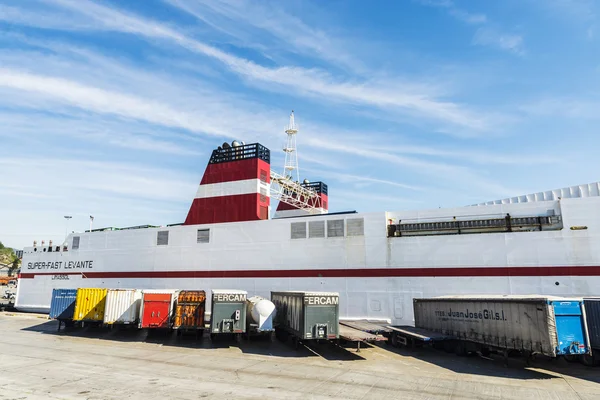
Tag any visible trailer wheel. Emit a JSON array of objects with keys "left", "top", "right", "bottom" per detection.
[
  {"left": 454, "top": 341, "right": 468, "bottom": 357},
  {"left": 292, "top": 336, "right": 300, "bottom": 350},
  {"left": 564, "top": 355, "right": 579, "bottom": 363},
  {"left": 443, "top": 340, "right": 455, "bottom": 353},
  {"left": 581, "top": 354, "right": 600, "bottom": 367},
  {"left": 391, "top": 333, "right": 399, "bottom": 347}
]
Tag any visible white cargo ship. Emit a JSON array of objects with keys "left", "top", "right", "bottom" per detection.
[{"left": 15, "top": 116, "right": 600, "bottom": 324}]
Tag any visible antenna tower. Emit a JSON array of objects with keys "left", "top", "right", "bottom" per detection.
[{"left": 283, "top": 110, "right": 299, "bottom": 182}]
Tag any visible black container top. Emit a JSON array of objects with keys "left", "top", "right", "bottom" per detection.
[
  {"left": 302, "top": 181, "right": 327, "bottom": 195},
  {"left": 209, "top": 143, "right": 270, "bottom": 165}
]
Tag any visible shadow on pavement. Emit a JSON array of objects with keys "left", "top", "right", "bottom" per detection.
[
  {"left": 378, "top": 342, "right": 600, "bottom": 383},
  {"left": 20, "top": 319, "right": 364, "bottom": 359}
]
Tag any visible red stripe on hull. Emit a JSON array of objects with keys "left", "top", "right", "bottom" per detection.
[
  {"left": 19, "top": 266, "right": 600, "bottom": 279},
  {"left": 184, "top": 193, "right": 269, "bottom": 225},
  {"left": 200, "top": 159, "right": 270, "bottom": 185}
]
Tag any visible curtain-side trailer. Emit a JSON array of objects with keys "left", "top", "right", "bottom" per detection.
[{"left": 388, "top": 295, "right": 590, "bottom": 361}]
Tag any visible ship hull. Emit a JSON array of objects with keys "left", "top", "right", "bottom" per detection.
[{"left": 15, "top": 196, "right": 600, "bottom": 324}]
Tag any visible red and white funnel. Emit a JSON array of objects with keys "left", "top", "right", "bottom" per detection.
[{"left": 184, "top": 142, "right": 271, "bottom": 225}]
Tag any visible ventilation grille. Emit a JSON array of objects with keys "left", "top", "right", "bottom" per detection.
[
  {"left": 72, "top": 236, "right": 80, "bottom": 250},
  {"left": 260, "top": 185, "right": 268, "bottom": 203},
  {"left": 157, "top": 230, "right": 169, "bottom": 246},
  {"left": 197, "top": 229, "right": 210, "bottom": 243},
  {"left": 327, "top": 220, "right": 344, "bottom": 237},
  {"left": 291, "top": 222, "right": 307, "bottom": 239},
  {"left": 260, "top": 206, "right": 268, "bottom": 219},
  {"left": 347, "top": 218, "right": 365, "bottom": 236},
  {"left": 309, "top": 221, "right": 325, "bottom": 238}
]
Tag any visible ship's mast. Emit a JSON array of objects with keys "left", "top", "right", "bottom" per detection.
[
  {"left": 283, "top": 111, "right": 299, "bottom": 183},
  {"left": 269, "top": 111, "right": 322, "bottom": 213}
]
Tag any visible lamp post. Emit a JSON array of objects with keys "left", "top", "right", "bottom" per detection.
[
  {"left": 89, "top": 215, "right": 94, "bottom": 232},
  {"left": 64, "top": 215, "right": 72, "bottom": 238}
]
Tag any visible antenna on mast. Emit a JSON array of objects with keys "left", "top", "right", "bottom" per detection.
[{"left": 283, "top": 110, "right": 300, "bottom": 182}]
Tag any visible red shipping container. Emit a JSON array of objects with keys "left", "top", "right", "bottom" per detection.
[{"left": 140, "top": 292, "right": 174, "bottom": 329}]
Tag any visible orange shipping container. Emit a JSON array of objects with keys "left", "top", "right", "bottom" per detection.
[{"left": 173, "top": 290, "right": 206, "bottom": 331}]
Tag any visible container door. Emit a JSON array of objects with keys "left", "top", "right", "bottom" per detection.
[
  {"left": 142, "top": 301, "right": 170, "bottom": 328},
  {"left": 305, "top": 305, "right": 339, "bottom": 340},
  {"left": 50, "top": 289, "right": 77, "bottom": 320},
  {"left": 552, "top": 301, "right": 588, "bottom": 355},
  {"left": 142, "top": 293, "right": 172, "bottom": 328}
]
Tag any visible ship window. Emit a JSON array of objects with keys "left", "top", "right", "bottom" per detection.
[
  {"left": 327, "top": 219, "right": 344, "bottom": 237},
  {"left": 72, "top": 236, "right": 80, "bottom": 250},
  {"left": 197, "top": 229, "right": 210, "bottom": 244},
  {"left": 260, "top": 169, "right": 268, "bottom": 183},
  {"left": 309, "top": 221, "right": 325, "bottom": 238},
  {"left": 291, "top": 222, "right": 307, "bottom": 239},
  {"left": 347, "top": 218, "right": 364, "bottom": 236},
  {"left": 157, "top": 230, "right": 169, "bottom": 246}
]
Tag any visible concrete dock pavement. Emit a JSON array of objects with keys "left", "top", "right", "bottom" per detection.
[{"left": 1, "top": 312, "right": 599, "bottom": 399}]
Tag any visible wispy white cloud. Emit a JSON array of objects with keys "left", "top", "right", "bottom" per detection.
[
  {"left": 0, "top": 112, "right": 202, "bottom": 156},
  {"left": 165, "top": 0, "right": 362, "bottom": 72},
  {"left": 302, "top": 136, "right": 525, "bottom": 197},
  {"left": 3, "top": 0, "right": 497, "bottom": 133},
  {"left": 0, "top": 157, "right": 196, "bottom": 203},
  {"left": 473, "top": 28, "right": 525, "bottom": 55},
  {"left": 448, "top": 9, "right": 487, "bottom": 25},
  {"left": 304, "top": 168, "right": 424, "bottom": 191},
  {"left": 537, "top": 0, "right": 597, "bottom": 40},
  {"left": 417, "top": 0, "right": 487, "bottom": 25},
  {"left": 417, "top": 0, "right": 524, "bottom": 55},
  {"left": 519, "top": 97, "right": 600, "bottom": 119}
]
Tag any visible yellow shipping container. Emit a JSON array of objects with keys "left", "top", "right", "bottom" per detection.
[{"left": 74, "top": 288, "right": 108, "bottom": 321}]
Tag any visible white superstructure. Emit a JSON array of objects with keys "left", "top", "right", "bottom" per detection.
[{"left": 14, "top": 136, "right": 600, "bottom": 325}]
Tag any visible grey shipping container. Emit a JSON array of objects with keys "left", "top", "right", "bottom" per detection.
[
  {"left": 583, "top": 298, "right": 600, "bottom": 366},
  {"left": 210, "top": 289, "right": 247, "bottom": 341},
  {"left": 271, "top": 291, "right": 339, "bottom": 347},
  {"left": 413, "top": 295, "right": 590, "bottom": 358}
]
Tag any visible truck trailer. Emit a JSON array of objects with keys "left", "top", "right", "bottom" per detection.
[
  {"left": 271, "top": 291, "right": 339, "bottom": 349},
  {"left": 388, "top": 295, "right": 590, "bottom": 360}
]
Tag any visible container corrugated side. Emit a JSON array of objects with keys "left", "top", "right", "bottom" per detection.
[
  {"left": 584, "top": 298, "right": 600, "bottom": 349},
  {"left": 174, "top": 290, "right": 206, "bottom": 329},
  {"left": 49, "top": 289, "right": 77, "bottom": 320},
  {"left": 73, "top": 288, "right": 108, "bottom": 322},
  {"left": 413, "top": 297, "right": 557, "bottom": 357},
  {"left": 104, "top": 289, "right": 142, "bottom": 324},
  {"left": 272, "top": 291, "right": 304, "bottom": 336}
]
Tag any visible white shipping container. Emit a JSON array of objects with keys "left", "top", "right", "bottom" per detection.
[
  {"left": 104, "top": 289, "right": 143, "bottom": 324},
  {"left": 414, "top": 295, "right": 588, "bottom": 358}
]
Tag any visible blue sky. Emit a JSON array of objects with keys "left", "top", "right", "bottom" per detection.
[{"left": 1, "top": 0, "right": 599, "bottom": 249}]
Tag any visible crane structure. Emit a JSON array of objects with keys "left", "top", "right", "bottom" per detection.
[{"left": 269, "top": 111, "right": 323, "bottom": 213}]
